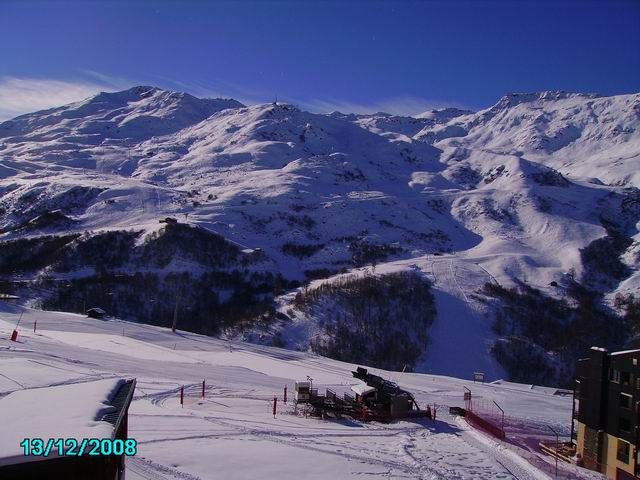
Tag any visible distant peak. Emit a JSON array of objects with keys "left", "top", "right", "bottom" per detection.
[
  {"left": 493, "top": 91, "right": 602, "bottom": 109},
  {"left": 256, "top": 102, "right": 301, "bottom": 115},
  {"left": 87, "top": 85, "right": 162, "bottom": 104},
  {"left": 128, "top": 85, "right": 161, "bottom": 96},
  {"left": 434, "top": 107, "right": 474, "bottom": 114},
  {"left": 84, "top": 86, "right": 244, "bottom": 110},
  {"left": 416, "top": 107, "right": 474, "bottom": 120}
]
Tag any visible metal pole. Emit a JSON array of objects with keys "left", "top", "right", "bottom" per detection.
[
  {"left": 464, "top": 386, "right": 471, "bottom": 411},
  {"left": 493, "top": 400, "right": 505, "bottom": 433},
  {"left": 180, "top": 385, "right": 184, "bottom": 407},
  {"left": 15, "top": 311, "right": 24, "bottom": 329},
  {"left": 202, "top": 379, "right": 205, "bottom": 398},
  {"left": 634, "top": 401, "right": 640, "bottom": 478},
  {"left": 570, "top": 388, "right": 576, "bottom": 445},
  {"left": 548, "top": 425, "right": 559, "bottom": 478},
  {"left": 555, "top": 432, "right": 558, "bottom": 478},
  {"left": 395, "top": 364, "right": 407, "bottom": 385},
  {"left": 172, "top": 294, "right": 180, "bottom": 333}
]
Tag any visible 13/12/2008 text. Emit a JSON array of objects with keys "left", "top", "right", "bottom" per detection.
[{"left": 20, "top": 438, "right": 137, "bottom": 457}]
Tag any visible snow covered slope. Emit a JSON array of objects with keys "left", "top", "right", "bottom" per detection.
[
  {"left": 0, "top": 86, "right": 638, "bottom": 383},
  {"left": 252, "top": 256, "right": 504, "bottom": 380},
  {"left": 0, "top": 86, "right": 243, "bottom": 147},
  {"left": 418, "top": 91, "right": 640, "bottom": 187},
  {"left": 0, "top": 305, "right": 603, "bottom": 479}
]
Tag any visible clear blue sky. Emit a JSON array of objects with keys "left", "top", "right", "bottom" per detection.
[{"left": 0, "top": 0, "right": 638, "bottom": 118}]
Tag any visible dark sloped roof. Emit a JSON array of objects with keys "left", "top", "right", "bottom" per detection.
[{"left": 98, "top": 379, "right": 136, "bottom": 438}]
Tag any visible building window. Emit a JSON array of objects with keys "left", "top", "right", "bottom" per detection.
[
  {"left": 620, "top": 393, "right": 633, "bottom": 409},
  {"left": 575, "top": 380, "right": 582, "bottom": 399},
  {"left": 617, "top": 439, "right": 630, "bottom": 463},
  {"left": 610, "top": 368, "right": 621, "bottom": 383},
  {"left": 621, "top": 371, "right": 631, "bottom": 386},
  {"left": 619, "top": 417, "right": 632, "bottom": 434},
  {"left": 634, "top": 358, "right": 638, "bottom": 366}
]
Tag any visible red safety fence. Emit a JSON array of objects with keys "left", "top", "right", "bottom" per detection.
[
  {"left": 466, "top": 410, "right": 506, "bottom": 439},
  {"left": 461, "top": 388, "right": 600, "bottom": 478},
  {"left": 464, "top": 386, "right": 506, "bottom": 440}
]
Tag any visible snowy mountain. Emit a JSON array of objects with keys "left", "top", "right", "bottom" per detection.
[
  {"left": 0, "top": 86, "right": 638, "bottom": 385},
  {"left": 0, "top": 85, "right": 243, "bottom": 144},
  {"left": 417, "top": 91, "right": 640, "bottom": 186}
]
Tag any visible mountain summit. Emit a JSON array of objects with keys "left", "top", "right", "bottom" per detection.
[{"left": 0, "top": 85, "right": 245, "bottom": 143}]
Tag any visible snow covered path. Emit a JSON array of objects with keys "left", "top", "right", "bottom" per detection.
[
  {"left": 423, "top": 258, "right": 502, "bottom": 380},
  {"left": 361, "top": 254, "right": 503, "bottom": 380},
  {"left": 0, "top": 305, "right": 601, "bottom": 479}
]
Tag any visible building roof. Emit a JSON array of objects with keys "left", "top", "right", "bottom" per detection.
[
  {"left": 0, "top": 378, "right": 135, "bottom": 466},
  {"left": 351, "top": 383, "right": 376, "bottom": 396},
  {"left": 99, "top": 379, "right": 136, "bottom": 432},
  {"left": 609, "top": 349, "right": 640, "bottom": 356},
  {"left": 0, "top": 294, "right": 19, "bottom": 300}
]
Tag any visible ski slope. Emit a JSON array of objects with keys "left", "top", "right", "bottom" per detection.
[
  {"left": 264, "top": 254, "right": 505, "bottom": 380},
  {"left": 0, "top": 304, "right": 603, "bottom": 479}
]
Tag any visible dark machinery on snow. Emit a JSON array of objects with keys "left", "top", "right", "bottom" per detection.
[{"left": 295, "top": 367, "right": 431, "bottom": 422}]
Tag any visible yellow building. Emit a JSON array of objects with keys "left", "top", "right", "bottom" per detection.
[{"left": 575, "top": 347, "right": 639, "bottom": 479}]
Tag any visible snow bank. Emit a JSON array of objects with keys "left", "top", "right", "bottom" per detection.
[
  {"left": 40, "top": 331, "right": 201, "bottom": 364},
  {"left": 0, "top": 378, "right": 125, "bottom": 464}
]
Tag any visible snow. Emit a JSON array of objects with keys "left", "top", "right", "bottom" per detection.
[
  {"left": 0, "top": 305, "right": 604, "bottom": 479},
  {"left": 0, "top": 377, "right": 124, "bottom": 465},
  {"left": 268, "top": 255, "right": 505, "bottom": 380},
  {"left": 351, "top": 382, "right": 376, "bottom": 396},
  {"left": 0, "top": 85, "right": 638, "bottom": 384},
  {"left": 39, "top": 331, "right": 202, "bottom": 363},
  {"left": 609, "top": 348, "right": 640, "bottom": 356},
  {"left": 425, "top": 92, "right": 640, "bottom": 187}
]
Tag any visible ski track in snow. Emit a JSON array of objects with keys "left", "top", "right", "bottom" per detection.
[
  {"left": 457, "top": 425, "right": 547, "bottom": 480},
  {"left": 419, "top": 258, "right": 502, "bottom": 380}
]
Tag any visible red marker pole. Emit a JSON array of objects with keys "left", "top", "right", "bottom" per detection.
[
  {"left": 12, "top": 311, "right": 23, "bottom": 341},
  {"left": 273, "top": 396, "right": 277, "bottom": 418},
  {"left": 202, "top": 379, "right": 205, "bottom": 398},
  {"left": 284, "top": 386, "right": 287, "bottom": 404},
  {"left": 180, "top": 385, "right": 184, "bottom": 407},
  {"left": 33, "top": 321, "right": 37, "bottom": 333}
]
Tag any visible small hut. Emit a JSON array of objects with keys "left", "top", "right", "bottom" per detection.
[{"left": 86, "top": 307, "right": 106, "bottom": 319}]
